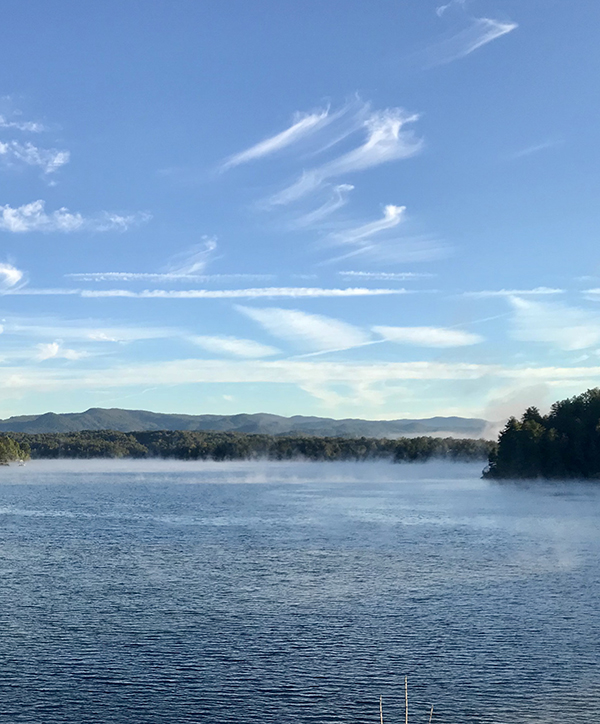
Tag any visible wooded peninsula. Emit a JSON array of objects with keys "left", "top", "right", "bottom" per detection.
[
  {"left": 0, "top": 429, "right": 493, "bottom": 464},
  {"left": 485, "top": 388, "right": 600, "bottom": 479}
]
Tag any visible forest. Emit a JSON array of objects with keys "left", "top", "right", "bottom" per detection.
[
  {"left": 2, "top": 429, "right": 494, "bottom": 463},
  {"left": 485, "top": 387, "right": 600, "bottom": 479},
  {"left": 0, "top": 435, "right": 29, "bottom": 464}
]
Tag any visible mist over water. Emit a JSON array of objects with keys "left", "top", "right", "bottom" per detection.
[{"left": 0, "top": 461, "right": 598, "bottom": 723}]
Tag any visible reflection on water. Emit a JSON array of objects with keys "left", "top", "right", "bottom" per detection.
[{"left": 0, "top": 460, "right": 598, "bottom": 723}]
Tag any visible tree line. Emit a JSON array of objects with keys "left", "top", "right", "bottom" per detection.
[
  {"left": 2, "top": 429, "right": 494, "bottom": 463},
  {"left": 485, "top": 387, "right": 600, "bottom": 479}
]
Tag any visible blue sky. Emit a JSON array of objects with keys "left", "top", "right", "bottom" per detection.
[{"left": 0, "top": 0, "right": 599, "bottom": 421}]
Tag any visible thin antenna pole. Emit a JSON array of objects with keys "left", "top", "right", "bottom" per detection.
[
  {"left": 404, "top": 676, "right": 408, "bottom": 724},
  {"left": 379, "top": 695, "right": 384, "bottom": 724},
  {"left": 428, "top": 704, "right": 434, "bottom": 724}
]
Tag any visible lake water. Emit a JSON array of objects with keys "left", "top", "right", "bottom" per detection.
[{"left": 0, "top": 460, "right": 598, "bottom": 724}]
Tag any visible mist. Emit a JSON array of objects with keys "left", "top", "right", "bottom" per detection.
[{"left": 2, "top": 457, "right": 485, "bottom": 484}]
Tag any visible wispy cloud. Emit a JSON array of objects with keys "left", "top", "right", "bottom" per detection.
[
  {"left": 320, "top": 205, "right": 447, "bottom": 265},
  {"left": 0, "top": 200, "right": 150, "bottom": 233},
  {"left": 165, "top": 237, "right": 218, "bottom": 274},
  {"left": 329, "top": 204, "right": 405, "bottom": 245},
  {"left": 86, "top": 287, "right": 412, "bottom": 299},
  {"left": 221, "top": 108, "right": 331, "bottom": 171},
  {"left": 339, "top": 271, "right": 436, "bottom": 281},
  {"left": 509, "top": 140, "right": 562, "bottom": 160},
  {"left": 463, "top": 287, "right": 564, "bottom": 298},
  {"left": 35, "top": 342, "right": 88, "bottom": 361},
  {"left": 583, "top": 288, "right": 600, "bottom": 301},
  {"left": 509, "top": 296, "right": 600, "bottom": 351},
  {"left": 426, "top": 10, "right": 517, "bottom": 66},
  {"left": 3, "top": 317, "right": 177, "bottom": 343},
  {"left": 325, "top": 235, "right": 447, "bottom": 266},
  {"left": 374, "top": 325, "right": 483, "bottom": 347},
  {"left": 9, "top": 286, "right": 413, "bottom": 300},
  {"left": 436, "top": 0, "right": 467, "bottom": 17},
  {"left": 214, "top": 99, "right": 437, "bottom": 270},
  {"left": 6, "top": 359, "right": 600, "bottom": 407},
  {"left": 0, "top": 114, "right": 46, "bottom": 133},
  {"left": 64, "top": 238, "right": 268, "bottom": 283},
  {"left": 190, "top": 335, "right": 280, "bottom": 358},
  {"left": 0, "top": 262, "right": 25, "bottom": 292},
  {"left": 325, "top": 205, "right": 410, "bottom": 262},
  {"left": 65, "top": 272, "right": 275, "bottom": 283},
  {"left": 0, "top": 141, "right": 69, "bottom": 175},
  {"left": 267, "top": 109, "right": 422, "bottom": 206},
  {"left": 236, "top": 305, "right": 370, "bottom": 352},
  {"left": 290, "top": 184, "right": 354, "bottom": 228}
]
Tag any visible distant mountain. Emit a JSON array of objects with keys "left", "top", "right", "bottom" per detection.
[{"left": 0, "top": 407, "right": 489, "bottom": 438}]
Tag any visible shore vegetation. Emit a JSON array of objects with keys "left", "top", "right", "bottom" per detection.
[
  {"left": 0, "top": 435, "right": 30, "bottom": 465},
  {"left": 4, "top": 429, "right": 494, "bottom": 463},
  {"left": 485, "top": 387, "right": 600, "bottom": 479}
]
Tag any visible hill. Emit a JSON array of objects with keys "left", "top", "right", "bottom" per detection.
[{"left": 0, "top": 407, "right": 489, "bottom": 438}]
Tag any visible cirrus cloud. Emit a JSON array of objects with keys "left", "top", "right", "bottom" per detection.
[
  {"left": 374, "top": 325, "right": 483, "bottom": 347},
  {"left": 221, "top": 108, "right": 331, "bottom": 171},
  {"left": 236, "top": 305, "right": 370, "bottom": 352},
  {"left": 0, "top": 262, "right": 25, "bottom": 292},
  {"left": 267, "top": 108, "right": 423, "bottom": 206},
  {"left": 190, "top": 335, "right": 280, "bottom": 358}
]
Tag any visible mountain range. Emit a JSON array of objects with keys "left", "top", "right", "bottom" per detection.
[{"left": 0, "top": 408, "right": 490, "bottom": 438}]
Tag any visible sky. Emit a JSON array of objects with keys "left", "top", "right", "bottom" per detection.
[{"left": 0, "top": 0, "right": 599, "bottom": 422}]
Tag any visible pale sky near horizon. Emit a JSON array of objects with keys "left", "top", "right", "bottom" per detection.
[{"left": 0, "top": 0, "right": 599, "bottom": 421}]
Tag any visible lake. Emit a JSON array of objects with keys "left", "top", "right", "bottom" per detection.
[{"left": 0, "top": 460, "right": 598, "bottom": 723}]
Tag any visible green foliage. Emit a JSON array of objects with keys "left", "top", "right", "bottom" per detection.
[
  {"left": 0, "top": 434, "right": 30, "bottom": 464},
  {"left": 484, "top": 387, "right": 600, "bottom": 479},
  {"left": 6, "top": 429, "right": 494, "bottom": 464}
]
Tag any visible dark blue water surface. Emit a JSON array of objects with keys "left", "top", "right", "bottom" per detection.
[{"left": 0, "top": 460, "right": 598, "bottom": 724}]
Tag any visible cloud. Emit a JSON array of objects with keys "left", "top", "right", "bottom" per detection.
[
  {"left": 0, "top": 262, "right": 25, "bottom": 292},
  {"left": 509, "top": 140, "right": 562, "bottom": 160},
  {"left": 190, "top": 335, "right": 280, "bottom": 358},
  {"left": 7, "top": 359, "right": 600, "bottom": 405},
  {"left": 221, "top": 108, "right": 331, "bottom": 170},
  {"left": 481, "top": 383, "right": 551, "bottom": 429},
  {"left": 9, "top": 286, "right": 413, "bottom": 300},
  {"left": 82, "top": 287, "right": 412, "bottom": 299},
  {"left": 4, "top": 317, "right": 177, "bottom": 343},
  {"left": 509, "top": 296, "right": 600, "bottom": 351},
  {"left": 325, "top": 235, "right": 447, "bottom": 266},
  {"left": 165, "top": 237, "right": 218, "bottom": 274},
  {"left": 463, "top": 287, "right": 564, "bottom": 298},
  {"left": 236, "top": 305, "right": 370, "bottom": 352},
  {"left": 427, "top": 15, "right": 517, "bottom": 66},
  {"left": 582, "top": 288, "right": 600, "bottom": 301},
  {"left": 339, "top": 271, "right": 436, "bottom": 281},
  {"left": 436, "top": 0, "right": 467, "bottom": 17},
  {"left": 0, "top": 141, "right": 69, "bottom": 175},
  {"left": 290, "top": 184, "right": 354, "bottom": 228},
  {"left": 64, "top": 240, "right": 272, "bottom": 285},
  {"left": 65, "top": 272, "right": 275, "bottom": 283},
  {"left": 0, "top": 200, "right": 150, "bottom": 233},
  {"left": 0, "top": 114, "right": 45, "bottom": 132},
  {"left": 319, "top": 205, "right": 447, "bottom": 265},
  {"left": 267, "top": 109, "right": 422, "bottom": 206},
  {"left": 35, "top": 342, "right": 87, "bottom": 361},
  {"left": 328, "top": 204, "right": 405, "bottom": 246},
  {"left": 373, "top": 325, "right": 483, "bottom": 347}
]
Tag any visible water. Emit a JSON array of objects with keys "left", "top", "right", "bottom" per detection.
[{"left": 0, "top": 460, "right": 598, "bottom": 724}]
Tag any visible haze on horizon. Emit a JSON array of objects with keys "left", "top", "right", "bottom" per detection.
[{"left": 0, "top": 1, "right": 598, "bottom": 423}]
